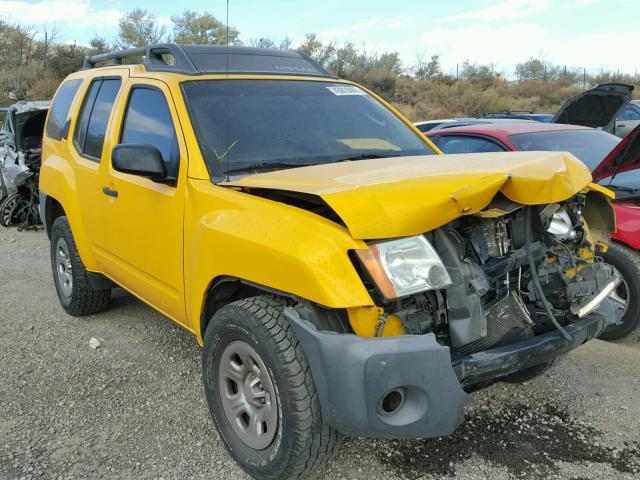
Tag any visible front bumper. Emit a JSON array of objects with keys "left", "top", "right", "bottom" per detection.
[{"left": 284, "top": 307, "right": 606, "bottom": 439}]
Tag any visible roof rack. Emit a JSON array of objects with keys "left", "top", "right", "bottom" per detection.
[{"left": 82, "top": 43, "right": 334, "bottom": 78}]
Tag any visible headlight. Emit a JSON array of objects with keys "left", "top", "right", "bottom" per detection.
[{"left": 355, "top": 235, "right": 452, "bottom": 300}]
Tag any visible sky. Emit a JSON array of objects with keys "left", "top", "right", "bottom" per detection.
[{"left": 1, "top": 0, "right": 638, "bottom": 77}]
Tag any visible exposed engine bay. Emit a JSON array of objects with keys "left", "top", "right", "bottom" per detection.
[{"left": 379, "top": 193, "right": 624, "bottom": 355}]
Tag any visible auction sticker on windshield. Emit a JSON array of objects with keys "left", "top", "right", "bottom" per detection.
[{"left": 327, "top": 85, "right": 367, "bottom": 96}]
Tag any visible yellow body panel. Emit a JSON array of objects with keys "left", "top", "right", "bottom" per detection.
[
  {"left": 39, "top": 64, "right": 610, "bottom": 345},
  {"left": 224, "top": 151, "right": 594, "bottom": 239}
]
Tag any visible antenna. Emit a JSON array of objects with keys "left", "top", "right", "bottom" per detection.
[
  {"left": 225, "top": 0, "right": 230, "bottom": 180},
  {"left": 226, "top": 0, "right": 230, "bottom": 49}
]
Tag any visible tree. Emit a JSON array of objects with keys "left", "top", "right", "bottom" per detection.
[
  {"left": 48, "top": 42, "right": 88, "bottom": 78},
  {"left": 297, "top": 34, "right": 336, "bottom": 67},
  {"left": 247, "top": 37, "right": 275, "bottom": 49},
  {"left": 117, "top": 9, "right": 167, "bottom": 48},
  {"left": 414, "top": 54, "right": 441, "bottom": 80},
  {"left": 89, "top": 36, "right": 110, "bottom": 54},
  {"left": 515, "top": 58, "right": 548, "bottom": 81},
  {"left": 460, "top": 61, "right": 500, "bottom": 84},
  {"left": 171, "top": 10, "right": 240, "bottom": 45}
]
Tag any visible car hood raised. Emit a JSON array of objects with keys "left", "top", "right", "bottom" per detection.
[
  {"left": 222, "top": 152, "right": 593, "bottom": 239},
  {"left": 552, "top": 83, "right": 633, "bottom": 129}
]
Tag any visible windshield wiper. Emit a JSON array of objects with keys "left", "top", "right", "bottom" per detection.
[
  {"left": 223, "top": 162, "right": 309, "bottom": 175},
  {"left": 334, "top": 153, "right": 396, "bottom": 162}
]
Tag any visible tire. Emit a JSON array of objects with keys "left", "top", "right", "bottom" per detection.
[
  {"left": 0, "top": 193, "right": 21, "bottom": 227},
  {"left": 599, "top": 242, "right": 640, "bottom": 341},
  {"left": 202, "top": 296, "right": 342, "bottom": 480},
  {"left": 50, "top": 216, "right": 111, "bottom": 316}
]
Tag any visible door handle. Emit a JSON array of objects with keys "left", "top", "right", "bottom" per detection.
[
  {"left": 102, "top": 186, "right": 118, "bottom": 198},
  {"left": 618, "top": 123, "right": 626, "bottom": 128}
]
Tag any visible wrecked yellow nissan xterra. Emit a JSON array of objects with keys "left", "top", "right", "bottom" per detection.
[{"left": 39, "top": 45, "right": 622, "bottom": 479}]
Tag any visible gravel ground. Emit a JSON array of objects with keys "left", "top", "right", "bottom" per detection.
[{"left": 1, "top": 227, "right": 639, "bottom": 480}]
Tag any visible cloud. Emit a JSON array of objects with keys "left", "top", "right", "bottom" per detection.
[
  {"left": 414, "top": 22, "right": 640, "bottom": 76},
  {"left": 443, "top": 0, "right": 550, "bottom": 22},
  {"left": 569, "top": 0, "right": 605, "bottom": 5},
  {"left": 0, "top": 0, "right": 121, "bottom": 33},
  {"left": 319, "top": 15, "right": 416, "bottom": 43}
]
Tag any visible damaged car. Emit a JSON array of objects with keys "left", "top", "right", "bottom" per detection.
[
  {"left": 552, "top": 83, "right": 639, "bottom": 138},
  {"left": 40, "top": 44, "right": 624, "bottom": 480},
  {"left": 427, "top": 122, "right": 640, "bottom": 339},
  {"left": 0, "top": 100, "right": 49, "bottom": 228}
]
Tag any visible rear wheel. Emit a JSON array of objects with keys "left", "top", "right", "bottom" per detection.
[
  {"left": 202, "top": 296, "right": 342, "bottom": 479},
  {"left": 599, "top": 242, "right": 640, "bottom": 340},
  {"left": 0, "top": 193, "right": 21, "bottom": 226},
  {"left": 50, "top": 216, "right": 111, "bottom": 316}
]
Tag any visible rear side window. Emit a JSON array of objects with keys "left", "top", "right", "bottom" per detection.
[
  {"left": 46, "top": 79, "right": 82, "bottom": 140},
  {"left": 120, "top": 87, "right": 179, "bottom": 177},
  {"left": 74, "top": 78, "right": 121, "bottom": 160},
  {"left": 433, "top": 135, "right": 506, "bottom": 154}
]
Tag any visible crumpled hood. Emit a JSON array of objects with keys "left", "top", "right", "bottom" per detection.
[{"left": 222, "top": 151, "right": 593, "bottom": 239}]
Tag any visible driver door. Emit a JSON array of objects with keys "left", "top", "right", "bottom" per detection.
[{"left": 97, "top": 78, "right": 188, "bottom": 326}]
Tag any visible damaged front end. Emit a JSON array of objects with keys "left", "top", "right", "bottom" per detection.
[
  {"left": 353, "top": 191, "right": 623, "bottom": 381},
  {"left": 283, "top": 189, "right": 622, "bottom": 439}
]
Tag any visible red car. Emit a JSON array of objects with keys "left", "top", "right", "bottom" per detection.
[{"left": 427, "top": 122, "right": 640, "bottom": 340}]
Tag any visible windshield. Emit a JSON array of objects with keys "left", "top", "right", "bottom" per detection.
[
  {"left": 509, "top": 129, "right": 621, "bottom": 170},
  {"left": 181, "top": 80, "right": 434, "bottom": 178}
]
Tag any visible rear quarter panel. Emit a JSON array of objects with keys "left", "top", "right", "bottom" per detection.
[{"left": 40, "top": 76, "right": 101, "bottom": 270}]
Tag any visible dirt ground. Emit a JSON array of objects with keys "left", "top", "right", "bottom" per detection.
[{"left": 1, "top": 227, "right": 639, "bottom": 480}]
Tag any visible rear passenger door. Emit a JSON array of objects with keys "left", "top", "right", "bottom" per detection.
[
  {"left": 69, "top": 73, "right": 125, "bottom": 262},
  {"left": 97, "top": 78, "right": 187, "bottom": 325}
]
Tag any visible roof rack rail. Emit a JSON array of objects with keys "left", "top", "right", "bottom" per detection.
[{"left": 82, "top": 43, "right": 334, "bottom": 78}]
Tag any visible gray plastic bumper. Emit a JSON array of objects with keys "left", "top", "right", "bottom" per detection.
[
  {"left": 284, "top": 307, "right": 470, "bottom": 439},
  {"left": 284, "top": 308, "right": 606, "bottom": 439}
]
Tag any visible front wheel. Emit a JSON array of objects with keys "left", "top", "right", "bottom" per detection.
[
  {"left": 599, "top": 242, "right": 640, "bottom": 341},
  {"left": 202, "top": 296, "right": 342, "bottom": 479}
]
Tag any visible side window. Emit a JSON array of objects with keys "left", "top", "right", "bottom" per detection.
[
  {"left": 45, "top": 79, "right": 82, "bottom": 141},
  {"left": 435, "top": 135, "right": 506, "bottom": 154},
  {"left": 74, "top": 78, "right": 121, "bottom": 161},
  {"left": 618, "top": 103, "right": 640, "bottom": 121},
  {"left": 120, "top": 87, "right": 179, "bottom": 178}
]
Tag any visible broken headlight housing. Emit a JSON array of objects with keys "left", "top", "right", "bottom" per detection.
[{"left": 356, "top": 235, "right": 452, "bottom": 300}]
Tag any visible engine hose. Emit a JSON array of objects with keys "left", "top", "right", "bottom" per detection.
[{"left": 525, "top": 206, "right": 572, "bottom": 341}]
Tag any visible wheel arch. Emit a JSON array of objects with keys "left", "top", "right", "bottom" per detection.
[
  {"left": 42, "top": 194, "right": 66, "bottom": 238},
  {"left": 198, "top": 276, "right": 352, "bottom": 344},
  {"left": 199, "top": 276, "right": 297, "bottom": 342}
]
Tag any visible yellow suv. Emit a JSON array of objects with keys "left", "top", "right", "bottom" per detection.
[{"left": 40, "top": 44, "right": 624, "bottom": 479}]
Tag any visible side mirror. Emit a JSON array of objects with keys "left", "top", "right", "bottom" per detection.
[{"left": 112, "top": 144, "right": 167, "bottom": 181}]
